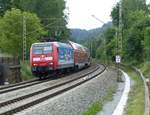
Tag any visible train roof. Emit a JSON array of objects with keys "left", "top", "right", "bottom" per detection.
[
  {"left": 32, "top": 42, "right": 73, "bottom": 49},
  {"left": 31, "top": 41, "right": 89, "bottom": 51},
  {"left": 32, "top": 42, "right": 52, "bottom": 46}
]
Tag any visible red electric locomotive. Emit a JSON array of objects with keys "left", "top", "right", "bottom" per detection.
[{"left": 30, "top": 41, "right": 91, "bottom": 79}]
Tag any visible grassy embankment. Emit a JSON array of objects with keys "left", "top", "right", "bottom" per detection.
[
  {"left": 140, "top": 61, "right": 150, "bottom": 93},
  {"left": 124, "top": 66, "right": 145, "bottom": 115},
  {"left": 82, "top": 87, "right": 116, "bottom": 115},
  {"left": 81, "top": 62, "right": 146, "bottom": 115},
  {"left": 21, "top": 61, "right": 35, "bottom": 80},
  {"left": 81, "top": 59, "right": 118, "bottom": 115}
]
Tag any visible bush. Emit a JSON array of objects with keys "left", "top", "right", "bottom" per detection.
[
  {"left": 141, "top": 61, "right": 150, "bottom": 78},
  {"left": 21, "top": 61, "right": 35, "bottom": 80}
]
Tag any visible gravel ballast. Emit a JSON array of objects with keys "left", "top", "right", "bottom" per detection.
[
  {"left": 15, "top": 67, "right": 118, "bottom": 115},
  {"left": 0, "top": 65, "right": 102, "bottom": 104}
]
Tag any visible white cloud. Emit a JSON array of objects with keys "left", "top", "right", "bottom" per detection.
[
  {"left": 66, "top": 0, "right": 150, "bottom": 30},
  {"left": 66, "top": 0, "right": 119, "bottom": 30},
  {"left": 146, "top": 0, "right": 150, "bottom": 4}
]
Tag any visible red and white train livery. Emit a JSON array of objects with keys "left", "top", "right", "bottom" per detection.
[{"left": 30, "top": 41, "right": 91, "bottom": 78}]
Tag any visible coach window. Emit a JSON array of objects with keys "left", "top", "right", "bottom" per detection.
[
  {"left": 43, "top": 45, "right": 52, "bottom": 54},
  {"left": 32, "top": 46, "right": 43, "bottom": 54}
]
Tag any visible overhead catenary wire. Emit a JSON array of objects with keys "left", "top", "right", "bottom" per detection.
[
  {"left": 118, "top": 0, "right": 123, "bottom": 54},
  {"left": 22, "top": 17, "right": 64, "bottom": 61},
  {"left": 26, "top": 18, "right": 63, "bottom": 36},
  {"left": 91, "top": 15, "right": 107, "bottom": 64},
  {"left": 23, "top": 15, "right": 26, "bottom": 62}
]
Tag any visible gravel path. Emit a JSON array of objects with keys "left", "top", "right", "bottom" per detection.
[
  {"left": 97, "top": 77, "right": 125, "bottom": 115},
  {"left": 16, "top": 68, "right": 118, "bottom": 115},
  {"left": 97, "top": 70, "right": 135, "bottom": 115}
]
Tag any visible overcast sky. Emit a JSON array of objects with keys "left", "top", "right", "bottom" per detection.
[{"left": 66, "top": 0, "right": 150, "bottom": 30}]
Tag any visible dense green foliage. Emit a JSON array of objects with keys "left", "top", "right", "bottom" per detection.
[
  {"left": 140, "top": 61, "right": 150, "bottom": 93},
  {"left": 16, "top": 0, "right": 69, "bottom": 40},
  {"left": 91, "top": 0, "right": 150, "bottom": 64},
  {"left": 111, "top": 0, "right": 149, "bottom": 64},
  {"left": 0, "top": 0, "right": 12, "bottom": 16},
  {"left": 21, "top": 61, "right": 35, "bottom": 80},
  {"left": 0, "top": 8, "right": 45, "bottom": 58},
  {"left": 144, "top": 27, "right": 150, "bottom": 60},
  {"left": 71, "top": 27, "right": 103, "bottom": 43},
  {"left": 0, "top": 0, "right": 149, "bottom": 63},
  {"left": 0, "top": 0, "right": 68, "bottom": 58},
  {"left": 95, "top": 27, "right": 116, "bottom": 62},
  {"left": 111, "top": 3, "right": 119, "bottom": 27},
  {"left": 0, "top": 0, "right": 68, "bottom": 40}
]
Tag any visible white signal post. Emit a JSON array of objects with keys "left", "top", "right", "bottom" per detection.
[{"left": 116, "top": 55, "right": 121, "bottom": 63}]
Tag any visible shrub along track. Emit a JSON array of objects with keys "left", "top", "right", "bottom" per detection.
[{"left": 0, "top": 64, "right": 106, "bottom": 115}]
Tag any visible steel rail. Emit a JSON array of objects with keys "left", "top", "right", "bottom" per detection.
[
  {"left": 0, "top": 78, "right": 38, "bottom": 90},
  {"left": 0, "top": 65, "right": 97, "bottom": 94},
  {"left": 0, "top": 64, "right": 106, "bottom": 115},
  {"left": 0, "top": 65, "right": 100, "bottom": 108}
]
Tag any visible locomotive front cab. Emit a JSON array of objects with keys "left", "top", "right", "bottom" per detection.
[{"left": 31, "top": 42, "right": 54, "bottom": 75}]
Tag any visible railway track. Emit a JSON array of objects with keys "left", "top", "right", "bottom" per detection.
[
  {"left": 0, "top": 78, "right": 38, "bottom": 90},
  {"left": 0, "top": 64, "right": 106, "bottom": 115},
  {"left": 0, "top": 65, "right": 96, "bottom": 94}
]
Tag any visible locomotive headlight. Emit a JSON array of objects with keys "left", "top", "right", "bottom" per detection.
[
  {"left": 33, "top": 57, "right": 40, "bottom": 61},
  {"left": 45, "top": 57, "right": 53, "bottom": 61},
  {"left": 49, "top": 62, "right": 53, "bottom": 65}
]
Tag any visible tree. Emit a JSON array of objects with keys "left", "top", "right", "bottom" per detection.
[
  {"left": 15, "top": 0, "right": 69, "bottom": 40},
  {"left": 96, "top": 45, "right": 105, "bottom": 61},
  {"left": 122, "top": 0, "right": 147, "bottom": 29},
  {"left": 123, "top": 10, "right": 148, "bottom": 63},
  {"left": 106, "top": 38, "right": 116, "bottom": 62},
  {"left": 95, "top": 27, "right": 116, "bottom": 62},
  {"left": 0, "top": 0, "right": 68, "bottom": 40},
  {"left": 144, "top": 27, "right": 150, "bottom": 60},
  {"left": 104, "top": 28, "right": 116, "bottom": 61},
  {"left": 104, "top": 27, "right": 116, "bottom": 44},
  {"left": 111, "top": 3, "right": 119, "bottom": 27},
  {"left": 0, "top": 8, "right": 46, "bottom": 58},
  {"left": 0, "top": 0, "right": 12, "bottom": 16},
  {"left": 111, "top": 0, "right": 149, "bottom": 64}
]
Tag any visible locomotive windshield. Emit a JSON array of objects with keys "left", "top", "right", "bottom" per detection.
[{"left": 32, "top": 45, "right": 52, "bottom": 54}]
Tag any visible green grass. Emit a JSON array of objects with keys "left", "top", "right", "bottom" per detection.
[
  {"left": 124, "top": 67, "right": 145, "bottom": 115},
  {"left": 21, "top": 61, "right": 35, "bottom": 80},
  {"left": 140, "top": 61, "right": 150, "bottom": 79},
  {"left": 81, "top": 87, "right": 117, "bottom": 115},
  {"left": 82, "top": 102, "right": 102, "bottom": 115},
  {"left": 140, "top": 61, "right": 150, "bottom": 100}
]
